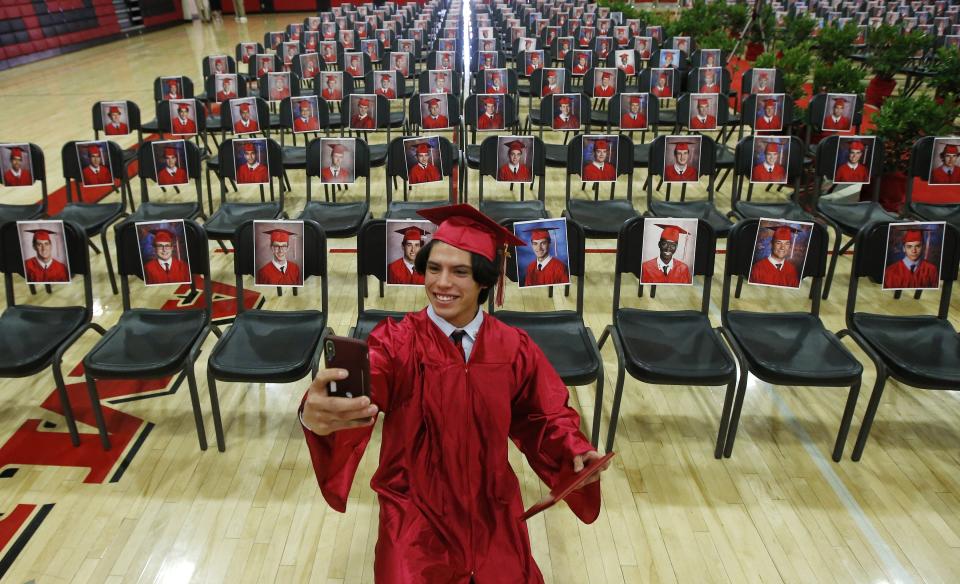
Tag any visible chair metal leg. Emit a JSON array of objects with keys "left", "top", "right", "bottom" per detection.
[
  {"left": 52, "top": 355, "right": 81, "bottom": 447},
  {"left": 722, "top": 372, "right": 749, "bottom": 458},
  {"left": 603, "top": 327, "right": 628, "bottom": 454},
  {"left": 206, "top": 371, "right": 226, "bottom": 452},
  {"left": 832, "top": 380, "right": 860, "bottom": 462},
  {"left": 822, "top": 225, "right": 844, "bottom": 300},
  {"left": 185, "top": 363, "right": 208, "bottom": 451},
  {"left": 650, "top": 285, "right": 657, "bottom": 298},
  {"left": 734, "top": 276, "right": 744, "bottom": 299},
  {"left": 84, "top": 374, "right": 112, "bottom": 450},
  {"left": 716, "top": 377, "right": 736, "bottom": 459},
  {"left": 100, "top": 228, "right": 119, "bottom": 295}
]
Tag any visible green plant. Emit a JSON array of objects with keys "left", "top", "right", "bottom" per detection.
[
  {"left": 928, "top": 47, "right": 960, "bottom": 98},
  {"left": 865, "top": 24, "right": 931, "bottom": 79},
  {"left": 870, "top": 94, "right": 957, "bottom": 173},
  {"left": 814, "top": 21, "right": 859, "bottom": 64},
  {"left": 775, "top": 13, "right": 816, "bottom": 47},
  {"left": 756, "top": 41, "right": 815, "bottom": 105},
  {"left": 746, "top": 4, "right": 776, "bottom": 46},
  {"left": 813, "top": 58, "right": 866, "bottom": 94}
]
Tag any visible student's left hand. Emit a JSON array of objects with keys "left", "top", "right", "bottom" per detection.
[{"left": 573, "top": 451, "right": 611, "bottom": 486}]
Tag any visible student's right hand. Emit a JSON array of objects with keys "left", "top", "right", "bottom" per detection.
[{"left": 302, "top": 368, "right": 378, "bottom": 436}]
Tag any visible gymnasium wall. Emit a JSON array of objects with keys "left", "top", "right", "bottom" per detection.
[{"left": 0, "top": 0, "right": 182, "bottom": 71}]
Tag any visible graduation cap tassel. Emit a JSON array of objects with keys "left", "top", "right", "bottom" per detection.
[{"left": 496, "top": 243, "right": 509, "bottom": 307}]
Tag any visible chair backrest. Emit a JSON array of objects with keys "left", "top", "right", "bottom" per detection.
[
  {"left": 648, "top": 134, "right": 718, "bottom": 196},
  {"left": 355, "top": 218, "right": 393, "bottom": 313},
  {"left": 806, "top": 93, "right": 864, "bottom": 133},
  {"left": 205, "top": 74, "right": 248, "bottom": 103},
  {"left": 92, "top": 100, "right": 143, "bottom": 138},
  {"left": 136, "top": 139, "right": 204, "bottom": 206},
  {"left": 304, "top": 137, "right": 371, "bottom": 204},
  {"left": 60, "top": 140, "right": 128, "bottom": 204},
  {"left": 235, "top": 42, "right": 266, "bottom": 68},
  {"left": 582, "top": 67, "right": 627, "bottom": 99},
  {"left": 721, "top": 218, "right": 831, "bottom": 325},
  {"left": 156, "top": 98, "right": 208, "bottom": 136},
  {"left": 114, "top": 219, "right": 211, "bottom": 316},
  {"left": 221, "top": 97, "right": 272, "bottom": 138},
  {"left": 529, "top": 67, "right": 571, "bottom": 98},
  {"left": 846, "top": 220, "right": 959, "bottom": 325},
  {"left": 607, "top": 92, "right": 659, "bottom": 135},
  {"left": 279, "top": 96, "right": 330, "bottom": 133},
  {"left": 409, "top": 92, "right": 461, "bottom": 129},
  {"left": 732, "top": 135, "right": 805, "bottom": 203},
  {"left": 153, "top": 76, "right": 195, "bottom": 101},
  {"left": 496, "top": 218, "right": 588, "bottom": 314},
  {"left": 676, "top": 93, "right": 730, "bottom": 131},
  {"left": 741, "top": 93, "right": 794, "bottom": 135},
  {"left": 202, "top": 55, "right": 237, "bottom": 76},
  {"left": 813, "top": 134, "right": 885, "bottom": 203},
  {"left": 233, "top": 219, "right": 328, "bottom": 315},
  {"left": 386, "top": 135, "right": 458, "bottom": 179},
  {"left": 258, "top": 72, "right": 300, "bottom": 101},
  {"left": 341, "top": 93, "right": 393, "bottom": 131},
  {"left": 2, "top": 143, "right": 48, "bottom": 212},
  {"left": 611, "top": 216, "right": 717, "bottom": 321},
  {"left": 464, "top": 94, "right": 519, "bottom": 136},
  {"left": 740, "top": 67, "right": 786, "bottom": 96},
  {"left": 538, "top": 93, "right": 593, "bottom": 137},
  {"left": 1, "top": 219, "right": 92, "bottom": 312}
]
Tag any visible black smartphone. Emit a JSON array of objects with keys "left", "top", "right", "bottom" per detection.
[{"left": 323, "top": 335, "right": 370, "bottom": 398}]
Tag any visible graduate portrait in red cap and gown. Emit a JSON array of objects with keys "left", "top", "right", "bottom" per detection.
[
  {"left": 138, "top": 221, "right": 191, "bottom": 285},
  {"left": 292, "top": 98, "right": 321, "bottom": 133},
  {"left": 822, "top": 94, "right": 854, "bottom": 131},
  {"left": 477, "top": 95, "right": 505, "bottom": 131},
  {"left": 515, "top": 220, "right": 570, "bottom": 287},
  {"left": 235, "top": 140, "right": 269, "bottom": 184},
  {"left": 19, "top": 222, "right": 71, "bottom": 284},
  {"left": 320, "top": 140, "right": 355, "bottom": 184},
  {"left": 620, "top": 94, "right": 648, "bottom": 129},
  {"left": 882, "top": 223, "right": 943, "bottom": 289},
  {"left": 375, "top": 72, "right": 397, "bottom": 100},
  {"left": 834, "top": 138, "right": 872, "bottom": 184},
  {"left": 299, "top": 204, "right": 610, "bottom": 583},
  {"left": 689, "top": 95, "right": 718, "bottom": 130},
  {"left": 581, "top": 137, "right": 618, "bottom": 182},
  {"left": 748, "top": 221, "right": 813, "bottom": 288},
  {"left": 496, "top": 138, "right": 533, "bottom": 183},
  {"left": 406, "top": 139, "right": 443, "bottom": 185},
  {"left": 2, "top": 145, "right": 32, "bottom": 187},
  {"left": 254, "top": 222, "right": 304, "bottom": 286},
  {"left": 553, "top": 95, "right": 580, "bottom": 130},
  {"left": 751, "top": 139, "right": 789, "bottom": 184},
  {"left": 170, "top": 101, "right": 198, "bottom": 135},
  {"left": 664, "top": 138, "right": 700, "bottom": 182},
  {"left": 154, "top": 142, "right": 189, "bottom": 186},
  {"left": 350, "top": 96, "right": 377, "bottom": 130},
  {"left": 650, "top": 69, "right": 673, "bottom": 98},
  {"left": 929, "top": 141, "right": 960, "bottom": 184},
  {"left": 78, "top": 142, "right": 114, "bottom": 187},
  {"left": 232, "top": 100, "right": 260, "bottom": 134},
  {"left": 421, "top": 95, "right": 450, "bottom": 130},
  {"left": 754, "top": 96, "right": 783, "bottom": 131},
  {"left": 386, "top": 222, "right": 432, "bottom": 285},
  {"left": 593, "top": 70, "right": 616, "bottom": 97},
  {"left": 640, "top": 219, "right": 696, "bottom": 285},
  {"left": 102, "top": 103, "right": 130, "bottom": 135}
]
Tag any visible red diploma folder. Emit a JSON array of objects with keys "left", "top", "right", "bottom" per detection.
[{"left": 520, "top": 452, "right": 615, "bottom": 521}]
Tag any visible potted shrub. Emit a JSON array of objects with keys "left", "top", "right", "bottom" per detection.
[
  {"left": 814, "top": 21, "right": 859, "bottom": 64},
  {"left": 868, "top": 95, "right": 956, "bottom": 211},
  {"left": 812, "top": 57, "right": 866, "bottom": 95},
  {"left": 755, "top": 41, "right": 814, "bottom": 120},
  {"left": 928, "top": 47, "right": 960, "bottom": 104},
  {"left": 744, "top": 4, "right": 776, "bottom": 60},
  {"left": 864, "top": 24, "right": 931, "bottom": 107}
]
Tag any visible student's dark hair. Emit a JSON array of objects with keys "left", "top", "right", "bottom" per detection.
[{"left": 414, "top": 239, "right": 500, "bottom": 305}]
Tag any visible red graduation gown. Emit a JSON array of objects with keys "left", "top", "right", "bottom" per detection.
[
  {"left": 834, "top": 163, "right": 868, "bottom": 183},
  {"left": 593, "top": 84, "right": 615, "bottom": 97},
  {"left": 582, "top": 162, "right": 616, "bottom": 181},
  {"left": 301, "top": 310, "right": 600, "bottom": 583},
  {"left": 387, "top": 258, "right": 424, "bottom": 284},
  {"left": 883, "top": 260, "right": 939, "bottom": 288},
  {"left": 620, "top": 113, "right": 647, "bottom": 129},
  {"left": 930, "top": 165, "right": 960, "bottom": 184},
  {"left": 823, "top": 115, "right": 850, "bottom": 131},
  {"left": 82, "top": 165, "right": 113, "bottom": 186},
  {"left": 256, "top": 261, "right": 301, "bottom": 285},
  {"left": 640, "top": 258, "right": 691, "bottom": 284},
  {"left": 422, "top": 115, "right": 450, "bottom": 129},
  {"left": 3, "top": 169, "right": 32, "bottom": 186},
  {"left": 24, "top": 257, "right": 69, "bottom": 283},
  {"left": 320, "top": 167, "right": 350, "bottom": 183},
  {"left": 104, "top": 123, "right": 129, "bottom": 135},
  {"left": 497, "top": 164, "right": 531, "bottom": 182},
  {"left": 408, "top": 163, "right": 441, "bottom": 184},
  {"left": 553, "top": 115, "right": 579, "bottom": 130},
  {"left": 523, "top": 258, "right": 569, "bottom": 286},
  {"left": 321, "top": 87, "right": 341, "bottom": 100},
  {"left": 157, "top": 167, "right": 187, "bottom": 185},
  {"left": 172, "top": 118, "right": 197, "bottom": 135},
  {"left": 750, "top": 258, "right": 800, "bottom": 287},
  {"left": 751, "top": 164, "right": 786, "bottom": 183},
  {"left": 690, "top": 115, "right": 717, "bottom": 130},
  {"left": 143, "top": 258, "right": 190, "bottom": 284},
  {"left": 237, "top": 163, "right": 268, "bottom": 184},
  {"left": 351, "top": 114, "right": 376, "bottom": 129},
  {"left": 755, "top": 115, "right": 782, "bottom": 131},
  {"left": 664, "top": 164, "right": 698, "bottom": 182},
  {"left": 477, "top": 113, "right": 504, "bottom": 130},
  {"left": 293, "top": 117, "right": 319, "bottom": 132}
]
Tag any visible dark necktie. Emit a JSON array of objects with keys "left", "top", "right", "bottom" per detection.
[
  {"left": 164, "top": 263, "right": 170, "bottom": 273},
  {"left": 910, "top": 264, "right": 916, "bottom": 273},
  {"left": 451, "top": 330, "right": 466, "bottom": 362},
  {"left": 280, "top": 265, "right": 285, "bottom": 274},
  {"left": 538, "top": 263, "right": 543, "bottom": 271},
  {"left": 662, "top": 266, "right": 669, "bottom": 277},
  {"left": 776, "top": 264, "right": 783, "bottom": 271}
]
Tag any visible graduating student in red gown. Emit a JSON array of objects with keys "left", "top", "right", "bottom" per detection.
[
  {"left": 300, "top": 204, "right": 607, "bottom": 583},
  {"left": 421, "top": 97, "right": 450, "bottom": 129},
  {"left": 320, "top": 142, "right": 352, "bottom": 183},
  {"left": 593, "top": 71, "right": 615, "bottom": 97},
  {"left": 407, "top": 142, "right": 442, "bottom": 184},
  {"left": 233, "top": 102, "right": 260, "bottom": 134},
  {"left": 236, "top": 141, "right": 269, "bottom": 183},
  {"left": 497, "top": 140, "right": 532, "bottom": 182},
  {"left": 883, "top": 228, "right": 940, "bottom": 288},
  {"left": 157, "top": 146, "right": 188, "bottom": 186},
  {"left": 751, "top": 141, "right": 787, "bottom": 183},
  {"left": 143, "top": 228, "right": 190, "bottom": 284},
  {"left": 582, "top": 138, "right": 617, "bottom": 181},
  {"left": 293, "top": 100, "right": 320, "bottom": 133},
  {"left": 929, "top": 144, "right": 960, "bottom": 184},
  {"left": 81, "top": 144, "right": 113, "bottom": 186},
  {"left": 620, "top": 95, "right": 647, "bottom": 129},
  {"left": 350, "top": 97, "right": 376, "bottom": 129},
  {"left": 256, "top": 228, "right": 302, "bottom": 285},
  {"left": 749, "top": 225, "right": 802, "bottom": 287},
  {"left": 755, "top": 98, "right": 782, "bottom": 131},
  {"left": 823, "top": 97, "right": 852, "bottom": 131},
  {"left": 387, "top": 226, "right": 428, "bottom": 285},
  {"left": 640, "top": 224, "right": 692, "bottom": 284},
  {"left": 23, "top": 228, "right": 70, "bottom": 283},
  {"left": 664, "top": 141, "right": 698, "bottom": 182},
  {"left": 3, "top": 147, "right": 32, "bottom": 186},
  {"left": 171, "top": 103, "right": 198, "bottom": 135},
  {"left": 834, "top": 140, "right": 869, "bottom": 183},
  {"left": 521, "top": 226, "right": 569, "bottom": 286},
  {"left": 104, "top": 106, "right": 129, "bottom": 135},
  {"left": 477, "top": 97, "right": 504, "bottom": 130}
]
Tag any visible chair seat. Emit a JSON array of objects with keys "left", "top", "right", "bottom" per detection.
[
  {"left": 589, "top": 109, "right": 608, "bottom": 126},
  {"left": 649, "top": 200, "right": 733, "bottom": 237},
  {"left": 369, "top": 143, "right": 388, "bottom": 167},
  {"left": 298, "top": 200, "right": 370, "bottom": 237},
  {"left": 851, "top": 314, "right": 960, "bottom": 386},
  {"left": 281, "top": 145, "right": 307, "bottom": 168},
  {"left": 633, "top": 143, "right": 651, "bottom": 167},
  {"left": 206, "top": 115, "right": 223, "bottom": 132},
  {"left": 389, "top": 111, "right": 406, "bottom": 127},
  {"left": 911, "top": 202, "right": 960, "bottom": 230},
  {"left": 55, "top": 202, "right": 123, "bottom": 235},
  {"left": 528, "top": 109, "right": 545, "bottom": 127},
  {"left": 466, "top": 144, "right": 480, "bottom": 168},
  {"left": 84, "top": 309, "right": 208, "bottom": 377},
  {"left": 716, "top": 144, "right": 735, "bottom": 168},
  {"left": 121, "top": 148, "right": 138, "bottom": 166},
  {"left": 352, "top": 309, "right": 407, "bottom": 340},
  {"left": 142, "top": 118, "right": 160, "bottom": 133},
  {"left": 385, "top": 200, "right": 450, "bottom": 219},
  {"left": 544, "top": 143, "right": 567, "bottom": 167},
  {"left": 0, "top": 203, "right": 44, "bottom": 225},
  {"left": 208, "top": 309, "right": 327, "bottom": 382},
  {"left": 480, "top": 200, "right": 548, "bottom": 223},
  {"left": 0, "top": 306, "right": 87, "bottom": 375},
  {"left": 126, "top": 202, "right": 201, "bottom": 223},
  {"left": 269, "top": 113, "right": 283, "bottom": 129},
  {"left": 328, "top": 112, "right": 343, "bottom": 128},
  {"left": 614, "top": 308, "right": 735, "bottom": 384},
  {"left": 205, "top": 202, "right": 282, "bottom": 238},
  {"left": 817, "top": 200, "right": 896, "bottom": 235},
  {"left": 657, "top": 109, "right": 677, "bottom": 126},
  {"left": 726, "top": 311, "right": 862, "bottom": 385},
  {"left": 734, "top": 201, "right": 814, "bottom": 222},
  {"left": 565, "top": 199, "right": 638, "bottom": 238},
  {"left": 495, "top": 310, "right": 601, "bottom": 385}
]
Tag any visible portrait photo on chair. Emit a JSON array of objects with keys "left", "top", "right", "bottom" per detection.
[
  {"left": 697, "top": 67, "right": 722, "bottom": 94},
  {"left": 700, "top": 49, "right": 721, "bottom": 68},
  {"left": 135, "top": 219, "right": 192, "bottom": 286},
  {"left": 750, "top": 137, "right": 791, "bottom": 185},
  {"left": 215, "top": 74, "right": 238, "bottom": 102},
  {"left": 552, "top": 94, "right": 581, "bottom": 131},
  {"left": 484, "top": 68, "right": 508, "bottom": 94},
  {"left": 420, "top": 94, "right": 451, "bottom": 130},
  {"left": 403, "top": 136, "right": 443, "bottom": 186},
  {"left": 230, "top": 98, "right": 260, "bottom": 135},
  {"left": 76, "top": 141, "right": 114, "bottom": 187},
  {"left": 639, "top": 217, "right": 698, "bottom": 285},
  {"left": 300, "top": 53, "right": 321, "bottom": 79},
  {"left": 239, "top": 42, "right": 257, "bottom": 64},
  {"left": 927, "top": 138, "right": 960, "bottom": 185},
  {"left": 254, "top": 220, "right": 305, "bottom": 287},
  {"left": 428, "top": 70, "right": 452, "bottom": 94},
  {"left": 754, "top": 94, "right": 785, "bottom": 132},
  {"left": 881, "top": 221, "right": 945, "bottom": 291},
  {"left": 747, "top": 218, "right": 814, "bottom": 289},
  {"left": 160, "top": 76, "right": 183, "bottom": 101},
  {"left": 152, "top": 140, "right": 189, "bottom": 187},
  {"left": 292, "top": 96, "right": 321, "bottom": 134},
  {"left": 822, "top": 93, "right": 856, "bottom": 132},
  {"left": 101, "top": 101, "right": 130, "bottom": 136},
  {"left": 16, "top": 220, "right": 71, "bottom": 285},
  {"left": 496, "top": 136, "right": 534, "bottom": 184},
  {"left": 0, "top": 143, "right": 33, "bottom": 188},
  {"left": 390, "top": 51, "right": 411, "bottom": 77},
  {"left": 514, "top": 218, "right": 571, "bottom": 288},
  {"left": 663, "top": 135, "right": 701, "bottom": 183},
  {"left": 374, "top": 71, "right": 397, "bottom": 100},
  {"left": 209, "top": 55, "right": 229, "bottom": 75},
  {"left": 267, "top": 72, "right": 292, "bottom": 102},
  {"left": 319, "top": 138, "right": 356, "bottom": 185},
  {"left": 688, "top": 93, "right": 718, "bottom": 131},
  {"left": 232, "top": 138, "right": 270, "bottom": 185},
  {"left": 750, "top": 68, "right": 776, "bottom": 95},
  {"left": 581, "top": 135, "right": 619, "bottom": 182},
  {"left": 320, "top": 41, "right": 338, "bottom": 64},
  {"left": 650, "top": 68, "right": 674, "bottom": 98},
  {"left": 833, "top": 136, "right": 875, "bottom": 185},
  {"left": 254, "top": 54, "right": 274, "bottom": 78},
  {"left": 385, "top": 219, "right": 434, "bottom": 286},
  {"left": 348, "top": 94, "right": 377, "bottom": 130},
  {"left": 169, "top": 99, "right": 198, "bottom": 136},
  {"left": 476, "top": 94, "right": 505, "bottom": 131}
]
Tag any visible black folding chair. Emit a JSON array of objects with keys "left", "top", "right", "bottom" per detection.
[
  {"left": 537, "top": 93, "right": 594, "bottom": 167},
  {"left": 719, "top": 219, "right": 863, "bottom": 462},
  {"left": 730, "top": 135, "right": 811, "bottom": 221},
  {"left": 492, "top": 219, "right": 604, "bottom": 447},
  {"left": 0, "top": 220, "right": 108, "bottom": 448},
  {"left": 0, "top": 143, "right": 46, "bottom": 225},
  {"left": 384, "top": 135, "right": 458, "bottom": 218},
  {"left": 83, "top": 220, "right": 216, "bottom": 451},
  {"left": 130, "top": 140, "right": 205, "bottom": 223},
  {"left": 596, "top": 218, "right": 735, "bottom": 455},
  {"left": 205, "top": 219, "right": 331, "bottom": 451},
  {"left": 475, "top": 135, "right": 548, "bottom": 223},
  {"left": 838, "top": 220, "right": 960, "bottom": 460},
  {"left": 299, "top": 137, "right": 372, "bottom": 238},
  {"left": 349, "top": 219, "right": 412, "bottom": 339},
  {"left": 563, "top": 134, "right": 638, "bottom": 238},
  {"left": 903, "top": 136, "right": 960, "bottom": 230}
]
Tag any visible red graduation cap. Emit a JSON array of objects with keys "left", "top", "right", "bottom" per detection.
[
  {"left": 381, "top": 72, "right": 392, "bottom": 80},
  {"left": 298, "top": 99, "right": 312, "bottom": 109},
  {"left": 757, "top": 72, "right": 769, "bottom": 80},
  {"left": 417, "top": 204, "right": 526, "bottom": 305},
  {"left": 619, "top": 52, "right": 629, "bottom": 59},
  {"left": 655, "top": 224, "right": 689, "bottom": 242},
  {"left": 9, "top": 147, "right": 22, "bottom": 159},
  {"left": 903, "top": 229, "right": 925, "bottom": 243},
  {"left": 658, "top": 72, "right": 669, "bottom": 80},
  {"left": 163, "top": 146, "right": 178, "bottom": 157},
  {"left": 481, "top": 96, "right": 497, "bottom": 106},
  {"left": 848, "top": 140, "right": 866, "bottom": 151},
  {"left": 628, "top": 95, "right": 642, "bottom": 105},
  {"left": 238, "top": 102, "right": 251, "bottom": 113},
  {"left": 546, "top": 70, "right": 557, "bottom": 78},
  {"left": 167, "top": 79, "right": 179, "bottom": 88},
  {"left": 524, "top": 226, "right": 558, "bottom": 241},
  {"left": 593, "top": 139, "right": 610, "bottom": 151},
  {"left": 601, "top": 71, "right": 612, "bottom": 80},
  {"left": 26, "top": 228, "right": 58, "bottom": 242},
  {"left": 108, "top": 106, "right": 122, "bottom": 115},
  {"left": 242, "top": 142, "right": 258, "bottom": 153},
  {"left": 504, "top": 139, "right": 526, "bottom": 152},
  {"left": 395, "top": 225, "right": 430, "bottom": 242},
  {"left": 764, "top": 142, "right": 780, "bottom": 153},
  {"left": 327, "top": 143, "right": 346, "bottom": 154},
  {"left": 765, "top": 224, "right": 801, "bottom": 241},
  {"left": 435, "top": 72, "right": 447, "bottom": 79},
  {"left": 943, "top": 144, "right": 959, "bottom": 155},
  {"left": 177, "top": 102, "right": 190, "bottom": 111},
  {"left": 150, "top": 228, "right": 176, "bottom": 244},
  {"left": 87, "top": 144, "right": 102, "bottom": 156},
  {"left": 263, "top": 228, "right": 297, "bottom": 243},
  {"left": 696, "top": 97, "right": 710, "bottom": 106},
  {"left": 833, "top": 97, "right": 848, "bottom": 106},
  {"left": 414, "top": 142, "right": 431, "bottom": 155},
  {"left": 326, "top": 74, "right": 338, "bottom": 82},
  {"left": 557, "top": 96, "right": 572, "bottom": 106},
  {"left": 490, "top": 71, "right": 501, "bottom": 78},
  {"left": 673, "top": 141, "right": 692, "bottom": 152},
  {"left": 357, "top": 97, "right": 371, "bottom": 106},
  {"left": 763, "top": 98, "right": 777, "bottom": 107},
  {"left": 425, "top": 97, "right": 442, "bottom": 106}
]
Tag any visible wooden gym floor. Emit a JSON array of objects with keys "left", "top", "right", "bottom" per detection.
[{"left": 0, "top": 13, "right": 959, "bottom": 584}]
